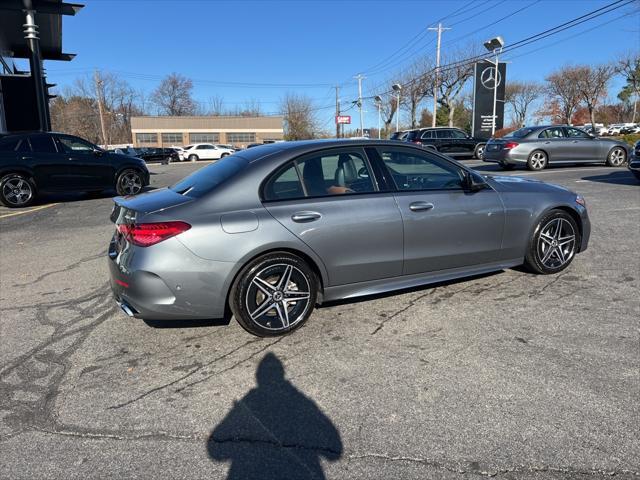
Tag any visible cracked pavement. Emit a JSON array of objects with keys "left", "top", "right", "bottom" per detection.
[{"left": 0, "top": 162, "right": 638, "bottom": 479}]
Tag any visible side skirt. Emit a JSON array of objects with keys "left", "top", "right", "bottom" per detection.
[{"left": 322, "top": 258, "right": 523, "bottom": 303}]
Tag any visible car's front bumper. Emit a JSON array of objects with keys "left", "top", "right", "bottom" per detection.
[{"left": 108, "top": 234, "right": 234, "bottom": 320}]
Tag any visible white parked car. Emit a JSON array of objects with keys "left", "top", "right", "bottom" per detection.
[
  {"left": 607, "top": 124, "right": 624, "bottom": 135},
  {"left": 182, "top": 143, "right": 234, "bottom": 161}
]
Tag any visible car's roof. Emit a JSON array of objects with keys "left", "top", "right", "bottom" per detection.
[{"left": 234, "top": 138, "right": 433, "bottom": 164}]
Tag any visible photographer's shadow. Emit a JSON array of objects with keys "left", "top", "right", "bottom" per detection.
[{"left": 207, "top": 353, "right": 342, "bottom": 480}]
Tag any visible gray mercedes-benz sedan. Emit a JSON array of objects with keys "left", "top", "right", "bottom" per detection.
[
  {"left": 483, "top": 125, "right": 629, "bottom": 170},
  {"left": 109, "top": 140, "right": 590, "bottom": 336}
]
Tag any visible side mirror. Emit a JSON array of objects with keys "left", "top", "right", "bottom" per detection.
[
  {"left": 93, "top": 148, "right": 104, "bottom": 156},
  {"left": 465, "top": 171, "right": 489, "bottom": 192}
]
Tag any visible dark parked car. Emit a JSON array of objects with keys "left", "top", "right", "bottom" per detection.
[
  {"left": 405, "top": 127, "right": 487, "bottom": 159},
  {"left": 629, "top": 140, "right": 640, "bottom": 182},
  {"left": 109, "top": 140, "right": 590, "bottom": 337},
  {"left": 136, "top": 147, "right": 179, "bottom": 164},
  {"left": 0, "top": 132, "right": 149, "bottom": 208},
  {"left": 483, "top": 125, "right": 629, "bottom": 171},
  {"left": 390, "top": 130, "right": 411, "bottom": 141}
]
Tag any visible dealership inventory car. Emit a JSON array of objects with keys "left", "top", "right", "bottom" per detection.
[
  {"left": 483, "top": 125, "right": 629, "bottom": 170},
  {"left": 182, "top": 143, "right": 234, "bottom": 161},
  {"left": 109, "top": 140, "right": 590, "bottom": 336},
  {"left": 405, "top": 127, "right": 487, "bottom": 159},
  {"left": 0, "top": 132, "right": 149, "bottom": 207},
  {"left": 136, "top": 147, "right": 179, "bottom": 164}
]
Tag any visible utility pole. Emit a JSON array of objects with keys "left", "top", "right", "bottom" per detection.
[
  {"left": 94, "top": 71, "right": 108, "bottom": 148},
  {"left": 335, "top": 85, "right": 341, "bottom": 139},
  {"left": 354, "top": 74, "right": 365, "bottom": 136},
  {"left": 428, "top": 23, "right": 450, "bottom": 127}
]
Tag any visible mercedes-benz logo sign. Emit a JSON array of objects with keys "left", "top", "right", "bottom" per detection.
[{"left": 480, "top": 66, "right": 501, "bottom": 90}]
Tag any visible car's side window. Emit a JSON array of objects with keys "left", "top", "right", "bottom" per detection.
[
  {"left": 565, "top": 127, "right": 589, "bottom": 138},
  {"left": 29, "top": 135, "right": 58, "bottom": 153},
  {"left": 436, "top": 129, "right": 451, "bottom": 139},
  {"left": 297, "top": 150, "right": 375, "bottom": 197},
  {"left": 263, "top": 163, "right": 305, "bottom": 201},
  {"left": 262, "top": 149, "right": 377, "bottom": 201},
  {"left": 56, "top": 136, "right": 95, "bottom": 154},
  {"left": 450, "top": 129, "right": 467, "bottom": 139},
  {"left": 539, "top": 127, "right": 565, "bottom": 139},
  {"left": 421, "top": 130, "right": 433, "bottom": 139},
  {"left": 378, "top": 148, "right": 465, "bottom": 191}
]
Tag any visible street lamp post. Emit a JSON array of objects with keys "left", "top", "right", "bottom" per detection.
[
  {"left": 374, "top": 95, "right": 382, "bottom": 139},
  {"left": 392, "top": 84, "right": 402, "bottom": 134},
  {"left": 483, "top": 36, "right": 504, "bottom": 137}
]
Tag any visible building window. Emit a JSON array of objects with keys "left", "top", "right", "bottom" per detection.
[
  {"left": 161, "top": 132, "right": 183, "bottom": 144},
  {"left": 189, "top": 132, "right": 220, "bottom": 143},
  {"left": 136, "top": 133, "right": 157, "bottom": 144},
  {"left": 227, "top": 132, "right": 256, "bottom": 143}
]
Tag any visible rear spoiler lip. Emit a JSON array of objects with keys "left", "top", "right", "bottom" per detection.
[{"left": 111, "top": 188, "right": 195, "bottom": 216}]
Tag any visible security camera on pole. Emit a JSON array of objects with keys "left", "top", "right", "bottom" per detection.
[{"left": 483, "top": 36, "right": 504, "bottom": 136}]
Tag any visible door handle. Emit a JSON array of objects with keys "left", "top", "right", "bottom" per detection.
[
  {"left": 21, "top": 156, "right": 33, "bottom": 161},
  {"left": 409, "top": 202, "right": 434, "bottom": 212},
  {"left": 291, "top": 211, "right": 322, "bottom": 223}
]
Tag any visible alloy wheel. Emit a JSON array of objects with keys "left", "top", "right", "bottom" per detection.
[
  {"left": 119, "top": 172, "right": 142, "bottom": 195},
  {"left": 244, "top": 263, "right": 311, "bottom": 332},
  {"left": 608, "top": 148, "right": 626, "bottom": 166},
  {"left": 537, "top": 217, "right": 576, "bottom": 269},
  {"left": 529, "top": 151, "right": 547, "bottom": 170},
  {"left": 2, "top": 177, "right": 33, "bottom": 206},
  {"left": 475, "top": 145, "right": 485, "bottom": 159}
]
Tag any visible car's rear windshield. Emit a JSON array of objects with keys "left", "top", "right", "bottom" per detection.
[
  {"left": 170, "top": 155, "right": 249, "bottom": 198},
  {"left": 504, "top": 128, "right": 535, "bottom": 138}
]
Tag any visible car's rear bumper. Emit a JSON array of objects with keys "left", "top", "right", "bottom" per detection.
[
  {"left": 108, "top": 235, "right": 234, "bottom": 320},
  {"left": 483, "top": 148, "right": 528, "bottom": 165}
]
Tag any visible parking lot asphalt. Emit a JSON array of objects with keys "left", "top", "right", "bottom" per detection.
[{"left": 1, "top": 159, "right": 638, "bottom": 479}]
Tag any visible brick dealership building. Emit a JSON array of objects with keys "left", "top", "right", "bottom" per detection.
[{"left": 130, "top": 115, "right": 285, "bottom": 148}]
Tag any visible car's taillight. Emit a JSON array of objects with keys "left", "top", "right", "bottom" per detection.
[
  {"left": 117, "top": 221, "right": 191, "bottom": 247},
  {"left": 504, "top": 141, "right": 519, "bottom": 150},
  {"left": 412, "top": 140, "right": 421, "bottom": 144}
]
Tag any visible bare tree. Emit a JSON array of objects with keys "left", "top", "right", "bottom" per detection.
[
  {"left": 280, "top": 93, "right": 317, "bottom": 140},
  {"left": 429, "top": 47, "right": 477, "bottom": 127},
  {"left": 151, "top": 73, "right": 196, "bottom": 116},
  {"left": 380, "top": 92, "right": 400, "bottom": 137},
  {"left": 400, "top": 58, "right": 434, "bottom": 127},
  {"left": 505, "top": 81, "right": 543, "bottom": 127},
  {"left": 617, "top": 53, "right": 640, "bottom": 122},
  {"left": 208, "top": 95, "right": 225, "bottom": 116},
  {"left": 571, "top": 64, "right": 616, "bottom": 130},
  {"left": 545, "top": 67, "right": 582, "bottom": 124}
]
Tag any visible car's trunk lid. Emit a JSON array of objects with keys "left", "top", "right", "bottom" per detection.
[{"left": 110, "top": 187, "right": 194, "bottom": 222}]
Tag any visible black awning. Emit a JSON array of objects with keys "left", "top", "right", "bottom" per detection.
[{"left": 0, "top": 0, "right": 83, "bottom": 61}]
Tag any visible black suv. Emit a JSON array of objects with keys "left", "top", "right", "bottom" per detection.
[
  {"left": 0, "top": 132, "right": 150, "bottom": 208},
  {"left": 137, "top": 147, "right": 179, "bottom": 164},
  {"left": 405, "top": 127, "right": 487, "bottom": 159}
]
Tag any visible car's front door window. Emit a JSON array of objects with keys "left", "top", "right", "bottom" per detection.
[
  {"left": 56, "top": 136, "right": 95, "bottom": 154},
  {"left": 565, "top": 127, "right": 589, "bottom": 138},
  {"left": 377, "top": 148, "right": 465, "bottom": 191}
]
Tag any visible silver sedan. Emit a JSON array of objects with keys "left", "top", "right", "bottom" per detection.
[
  {"left": 483, "top": 125, "right": 629, "bottom": 171},
  {"left": 109, "top": 140, "right": 590, "bottom": 336}
]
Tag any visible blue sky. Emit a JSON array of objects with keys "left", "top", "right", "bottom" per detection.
[{"left": 38, "top": 0, "right": 640, "bottom": 130}]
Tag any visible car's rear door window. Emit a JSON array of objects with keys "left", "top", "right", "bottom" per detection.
[
  {"left": 29, "top": 135, "right": 58, "bottom": 153},
  {"left": 539, "top": 127, "right": 565, "bottom": 139},
  {"left": 420, "top": 130, "right": 433, "bottom": 139}
]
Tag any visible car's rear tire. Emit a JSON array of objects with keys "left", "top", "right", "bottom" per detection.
[
  {"left": 221, "top": 153, "right": 229, "bottom": 158},
  {"left": 527, "top": 150, "right": 548, "bottom": 171},
  {"left": 188, "top": 154, "right": 199, "bottom": 162},
  {"left": 230, "top": 252, "right": 318, "bottom": 337},
  {"left": 115, "top": 169, "right": 143, "bottom": 196},
  {"left": 606, "top": 147, "right": 626, "bottom": 167},
  {"left": 474, "top": 144, "right": 485, "bottom": 160},
  {"left": 0, "top": 173, "right": 36, "bottom": 208},
  {"left": 524, "top": 209, "right": 580, "bottom": 275}
]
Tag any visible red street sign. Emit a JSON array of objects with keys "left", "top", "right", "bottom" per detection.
[{"left": 336, "top": 115, "right": 351, "bottom": 124}]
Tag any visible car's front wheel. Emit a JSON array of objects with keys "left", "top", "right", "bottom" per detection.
[
  {"left": 524, "top": 209, "right": 580, "bottom": 274},
  {"left": 527, "top": 150, "right": 548, "bottom": 171},
  {"left": 116, "top": 169, "right": 143, "bottom": 196},
  {"left": 0, "top": 173, "right": 36, "bottom": 208},
  {"left": 606, "top": 147, "right": 626, "bottom": 167},
  {"left": 230, "top": 252, "right": 318, "bottom": 337},
  {"left": 474, "top": 144, "right": 485, "bottom": 159}
]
